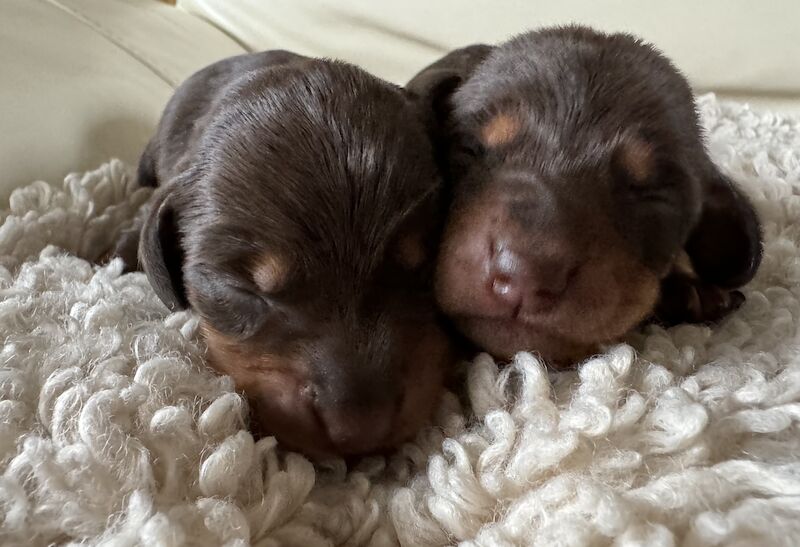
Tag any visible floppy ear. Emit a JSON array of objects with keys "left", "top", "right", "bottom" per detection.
[
  {"left": 684, "top": 170, "right": 763, "bottom": 289},
  {"left": 406, "top": 67, "right": 464, "bottom": 131},
  {"left": 139, "top": 184, "right": 188, "bottom": 311},
  {"left": 406, "top": 44, "right": 494, "bottom": 137}
]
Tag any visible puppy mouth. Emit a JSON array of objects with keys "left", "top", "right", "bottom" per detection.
[
  {"left": 249, "top": 382, "right": 401, "bottom": 459},
  {"left": 491, "top": 281, "right": 562, "bottom": 321},
  {"left": 466, "top": 270, "right": 585, "bottom": 338},
  {"left": 203, "top": 319, "right": 452, "bottom": 458},
  {"left": 457, "top": 299, "right": 580, "bottom": 343},
  {"left": 446, "top": 259, "right": 660, "bottom": 362},
  {"left": 308, "top": 388, "right": 404, "bottom": 457}
]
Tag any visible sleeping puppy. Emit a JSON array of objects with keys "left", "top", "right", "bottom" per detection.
[
  {"left": 407, "top": 26, "right": 762, "bottom": 366},
  {"left": 111, "top": 51, "right": 453, "bottom": 458}
]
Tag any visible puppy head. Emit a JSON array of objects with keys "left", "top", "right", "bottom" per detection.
[
  {"left": 435, "top": 124, "right": 682, "bottom": 364},
  {"left": 427, "top": 28, "right": 761, "bottom": 365},
  {"left": 141, "top": 60, "right": 452, "bottom": 458}
]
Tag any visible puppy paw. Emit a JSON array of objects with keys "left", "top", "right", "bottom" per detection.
[
  {"left": 653, "top": 273, "right": 745, "bottom": 327},
  {"left": 100, "top": 227, "right": 141, "bottom": 273}
]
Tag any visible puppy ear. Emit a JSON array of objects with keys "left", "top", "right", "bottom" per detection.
[
  {"left": 684, "top": 170, "right": 762, "bottom": 289},
  {"left": 139, "top": 184, "right": 188, "bottom": 311},
  {"left": 406, "top": 45, "right": 494, "bottom": 135},
  {"left": 408, "top": 69, "right": 463, "bottom": 121}
]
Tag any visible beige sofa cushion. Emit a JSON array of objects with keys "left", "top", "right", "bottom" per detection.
[
  {"left": 179, "top": 0, "right": 800, "bottom": 109},
  {"left": 2, "top": 0, "right": 797, "bottom": 204},
  {"left": 0, "top": 0, "right": 245, "bottom": 203}
]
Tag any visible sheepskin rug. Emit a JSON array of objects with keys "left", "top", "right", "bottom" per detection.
[{"left": 2, "top": 95, "right": 800, "bottom": 547}]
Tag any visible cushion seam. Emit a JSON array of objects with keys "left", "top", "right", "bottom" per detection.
[{"left": 44, "top": 0, "right": 181, "bottom": 88}]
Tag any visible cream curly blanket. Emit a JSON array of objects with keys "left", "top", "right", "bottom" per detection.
[{"left": 1, "top": 95, "right": 800, "bottom": 546}]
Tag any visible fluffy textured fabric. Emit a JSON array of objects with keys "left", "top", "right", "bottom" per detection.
[{"left": 1, "top": 95, "right": 800, "bottom": 546}]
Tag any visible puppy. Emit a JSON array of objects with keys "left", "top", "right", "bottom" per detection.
[
  {"left": 112, "top": 51, "right": 453, "bottom": 458},
  {"left": 407, "top": 26, "right": 762, "bottom": 366}
]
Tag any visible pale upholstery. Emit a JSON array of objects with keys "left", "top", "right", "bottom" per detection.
[
  {"left": 1, "top": 0, "right": 797, "bottom": 201},
  {"left": 0, "top": 0, "right": 244, "bottom": 202},
  {"left": 179, "top": 0, "right": 800, "bottom": 100}
]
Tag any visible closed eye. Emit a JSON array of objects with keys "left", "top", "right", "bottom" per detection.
[
  {"left": 191, "top": 280, "right": 272, "bottom": 339},
  {"left": 454, "top": 134, "right": 485, "bottom": 158}
]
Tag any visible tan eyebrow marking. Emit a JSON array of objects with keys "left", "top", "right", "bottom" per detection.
[
  {"left": 252, "top": 253, "right": 289, "bottom": 293},
  {"left": 480, "top": 112, "right": 522, "bottom": 147},
  {"left": 618, "top": 137, "right": 655, "bottom": 184}
]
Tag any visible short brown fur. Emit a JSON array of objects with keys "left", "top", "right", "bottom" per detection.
[
  {"left": 407, "top": 26, "right": 762, "bottom": 365},
  {"left": 110, "top": 50, "right": 455, "bottom": 458}
]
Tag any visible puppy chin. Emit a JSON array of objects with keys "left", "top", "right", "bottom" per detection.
[
  {"left": 456, "top": 316, "right": 598, "bottom": 365},
  {"left": 247, "top": 379, "right": 337, "bottom": 459}
]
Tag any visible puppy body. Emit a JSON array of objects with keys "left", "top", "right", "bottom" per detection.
[
  {"left": 117, "top": 51, "right": 452, "bottom": 457},
  {"left": 409, "top": 26, "right": 762, "bottom": 365}
]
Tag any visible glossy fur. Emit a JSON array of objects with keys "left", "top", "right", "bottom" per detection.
[
  {"left": 112, "top": 51, "right": 453, "bottom": 458},
  {"left": 408, "top": 26, "right": 762, "bottom": 365}
]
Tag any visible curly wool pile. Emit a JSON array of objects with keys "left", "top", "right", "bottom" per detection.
[{"left": 1, "top": 95, "right": 800, "bottom": 546}]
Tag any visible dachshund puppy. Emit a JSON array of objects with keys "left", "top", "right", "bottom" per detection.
[
  {"left": 112, "top": 51, "right": 453, "bottom": 458},
  {"left": 407, "top": 26, "right": 762, "bottom": 366}
]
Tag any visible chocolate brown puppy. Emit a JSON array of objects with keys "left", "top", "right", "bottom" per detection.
[
  {"left": 111, "top": 51, "right": 452, "bottom": 458},
  {"left": 408, "top": 26, "right": 762, "bottom": 365}
]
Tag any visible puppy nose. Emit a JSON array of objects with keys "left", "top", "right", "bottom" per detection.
[
  {"left": 317, "top": 404, "right": 395, "bottom": 454},
  {"left": 488, "top": 242, "right": 579, "bottom": 310},
  {"left": 488, "top": 245, "right": 525, "bottom": 307}
]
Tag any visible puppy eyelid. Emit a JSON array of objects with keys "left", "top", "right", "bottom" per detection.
[
  {"left": 456, "top": 134, "right": 485, "bottom": 158},
  {"left": 395, "top": 234, "right": 427, "bottom": 270},
  {"left": 630, "top": 189, "right": 676, "bottom": 210}
]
